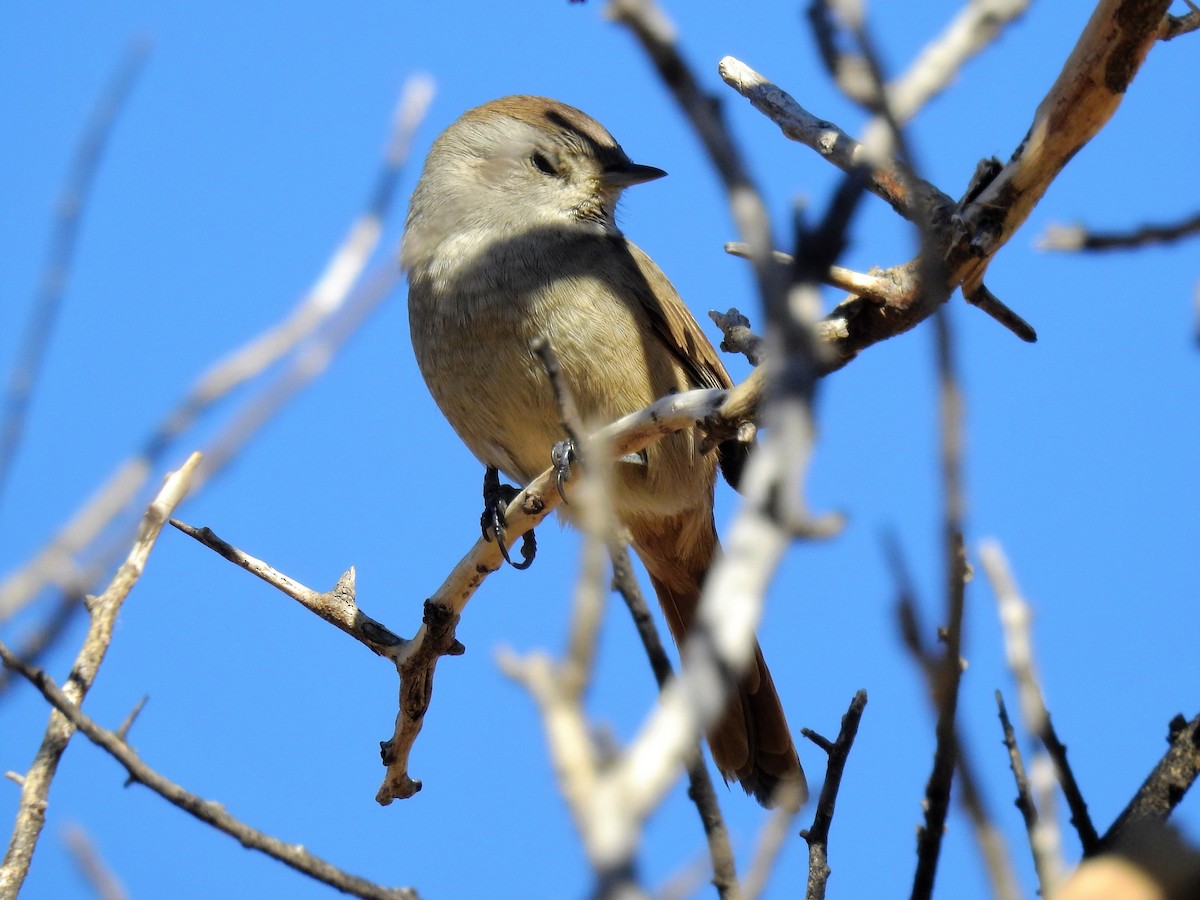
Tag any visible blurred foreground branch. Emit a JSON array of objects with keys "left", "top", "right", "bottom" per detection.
[
  {"left": 0, "top": 39, "right": 150, "bottom": 510},
  {"left": 0, "top": 75, "right": 433, "bottom": 630}
]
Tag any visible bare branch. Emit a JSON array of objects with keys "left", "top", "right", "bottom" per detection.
[
  {"left": 962, "top": 284, "right": 1037, "bottom": 343},
  {"left": 166, "top": 519, "right": 447, "bottom": 804},
  {"left": 169, "top": 520, "right": 404, "bottom": 658},
  {"left": 62, "top": 824, "right": 127, "bottom": 900},
  {"left": 953, "top": 0, "right": 1173, "bottom": 295},
  {"left": 717, "top": 55, "right": 951, "bottom": 227},
  {"left": 885, "top": 0, "right": 1031, "bottom": 119},
  {"left": 982, "top": 540, "right": 1094, "bottom": 863},
  {"left": 0, "top": 453, "right": 200, "bottom": 896},
  {"left": 890, "top": 536, "right": 1021, "bottom": 900},
  {"left": 0, "top": 644, "right": 417, "bottom": 900},
  {"left": 911, "top": 146, "right": 971, "bottom": 896},
  {"left": 721, "top": 0, "right": 1172, "bottom": 367},
  {"left": 911, "top": 526, "right": 968, "bottom": 900},
  {"left": 376, "top": 384, "right": 737, "bottom": 804}
]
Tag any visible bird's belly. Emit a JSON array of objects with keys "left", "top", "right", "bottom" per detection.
[{"left": 410, "top": 274, "right": 712, "bottom": 518}]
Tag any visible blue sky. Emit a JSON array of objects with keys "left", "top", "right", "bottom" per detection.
[{"left": 2, "top": 2, "right": 1197, "bottom": 898}]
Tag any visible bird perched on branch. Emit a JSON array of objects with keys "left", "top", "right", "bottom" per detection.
[{"left": 402, "top": 95, "right": 804, "bottom": 807}]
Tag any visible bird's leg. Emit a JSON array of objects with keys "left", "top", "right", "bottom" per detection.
[{"left": 481, "top": 465, "right": 536, "bottom": 570}]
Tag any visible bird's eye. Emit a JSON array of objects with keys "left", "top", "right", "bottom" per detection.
[{"left": 531, "top": 151, "right": 559, "bottom": 176}]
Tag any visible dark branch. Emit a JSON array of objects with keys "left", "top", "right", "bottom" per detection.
[
  {"left": 1101, "top": 713, "right": 1200, "bottom": 851},
  {"left": 800, "top": 690, "right": 868, "bottom": 900},
  {"left": 1040, "top": 713, "right": 1100, "bottom": 855},
  {"left": 997, "top": 691, "right": 1057, "bottom": 893},
  {"left": 1039, "top": 213, "right": 1200, "bottom": 252}
]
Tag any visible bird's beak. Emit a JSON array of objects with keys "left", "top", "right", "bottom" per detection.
[{"left": 602, "top": 161, "right": 667, "bottom": 188}]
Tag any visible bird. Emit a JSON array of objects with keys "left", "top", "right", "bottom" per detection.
[{"left": 401, "top": 95, "right": 805, "bottom": 807}]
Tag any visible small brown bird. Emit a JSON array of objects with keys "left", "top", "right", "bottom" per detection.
[{"left": 402, "top": 95, "right": 805, "bottom": 806}]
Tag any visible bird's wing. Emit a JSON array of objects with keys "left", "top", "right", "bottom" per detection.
[{"left": 621, "top": 239, "right": 734, "bottom": 393}]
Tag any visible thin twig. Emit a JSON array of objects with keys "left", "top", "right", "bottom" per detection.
[
  {"left": 169, "top": 520, "right": 403, "bottom": 657},
  {"left": 0, "top": 644, "right": 417, "bottom": 900},
  {"left": 997, "top": 691, "right": 1059, "bottom": 893},
  {"left": 717, "top": 54, "right": 951, "bottom": 227},
  {"left": 890, "top": 535, "right": 1021, "bottom": 900},
  {"left": 114, "top": 696, "right": 148, "bottom": 743},
  {"left": 910, "top": 306, "right": 969, "bottom": 900},
  {"left": 798, "top": 690, "right": 868, "bottom": 900},
  {"left": 0, "top": 39, "right": 150, "bottom": 511},
  {"left": 1040, "top": 718, "right": 1100, "bottom": 855},
  {"left": 1038, "top": 213, "right": 1200, "bottom": 252},
  {"left": 982, "top": 540, "right": 1095, "bottom": 860},
  {"left": 62, "top": 824, "right": 127, "bottom": 900}
]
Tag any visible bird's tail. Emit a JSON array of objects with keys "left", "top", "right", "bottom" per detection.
[{"left": 629, "top": 512, "right": 806, "bottom": 808}]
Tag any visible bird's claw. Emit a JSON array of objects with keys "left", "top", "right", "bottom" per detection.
[
  {"left": 481, "top": 466, "right": 536, "bottom": 570},
  {"left": 550, "top": 440, "right": 576, "bottom": 504}
]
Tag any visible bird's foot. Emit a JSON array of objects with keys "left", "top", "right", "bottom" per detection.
[{"left": 481, "top": 466, "right": 536, "bottom": 570}]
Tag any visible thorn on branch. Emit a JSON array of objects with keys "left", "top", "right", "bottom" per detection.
[
  {"left": 115, "top": 696, "right": 148, "bottom": 742},
  {"left": 963, "top": 284, "right": 1037, "bottom": 343}
]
